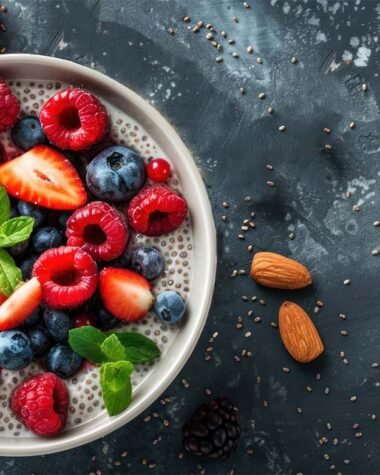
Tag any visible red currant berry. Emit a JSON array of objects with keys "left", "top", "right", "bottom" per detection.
[
  {"left": 147, "top": 158, "right": 171, "bottom": 183},
  {"left": 73, "top": 313, "right": 96, "bottom": 328}
]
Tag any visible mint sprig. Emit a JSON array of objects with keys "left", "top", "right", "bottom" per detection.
[
  {"left": 0, "top": 186, "right": 35, "bottom": 296},
  {"left": 68, "top": 326, "right": 161, "bottom": 416}
]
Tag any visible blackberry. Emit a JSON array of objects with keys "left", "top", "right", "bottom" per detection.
[{"left": 182, "top": 397, "right": 240, "bottom": 459}]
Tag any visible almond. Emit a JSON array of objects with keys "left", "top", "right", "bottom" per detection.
[
  {"left": 279, "top": 301, "right": 324, "bottom": 363},
  {"left": 250, "top": 252, "right": 312, "bottom": 289}
]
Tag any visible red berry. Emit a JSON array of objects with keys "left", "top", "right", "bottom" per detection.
[
  {"left": 147, "top": 158, "right": 171, "bottom": 183},
  {"left": 0, "top": 278, "right": 42, "bottom": 331},
  {"left": 66, "top": 201, "right": 129, "bottom": 261},
  {"left": 11, "top": 372, "right": 68, "bottom": 437},
  {"left": 32, "top": 246, "right": 98, "bottom": 309},
  {"left": 73, "top": 312, "right": 96, "bottom": 328},
  {"left": 127, "top": 185, "right": 188, "bottom": 236},
  {"left": 0, "top": 291, "right": 7, "bottom": 305},
  {"left": 40, "top": 88, "right": 108, "bottom": 151},
  {"left": 100, "top": 268, "right": 153, "bottom": 322},
  {"left": 0, "top": 145, "right": 87, "bottom": 210},
  {"left": 0, "top": 79, "right": 20, "bottom": 132}
]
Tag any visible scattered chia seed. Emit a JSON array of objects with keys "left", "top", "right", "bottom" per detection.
[
  {"left": 248, "top": 244, "right": 254, "bottom": 252},
  {"left": 247, "top": 45, "right": 253, "bottom": 53},
  {"left": 324, "top": 387, "right": 330, "bottom": 395},
  {"left": 353, "top": 423, "right": 359, "bottom": 429},
  {"left": 289, "top": 232, "right": 295, "bottom": 240},
  {"left": 283, "top": 367, "right": 290, "bottom": 373},
  {"left": 324, "top": 144, "right": 332, "bottom": 151},
  {"left": 296, "top": 407, "right": 303, "bottom": 414},
  {"left": 168, "top": 28, "right": 174, "bottom": 35},
  {"left": 205, "top": 23, "right": 212, "bottom": 29},
  {"left": 326, "top": 422, "right": 332, "bottom": 430},
  {"left": 349, "top": 121, "right": 356, "bottom": 129},
  {"left": 291, "top": 56, "right": 297, "bottom": 64},
  {"left": 222, "top": 201, "right": 229, "bottom": 209},
  {"left": 221, "top": 31, "right": 227, "bottom": 37},
  {"left": 263, "top": 400, "right": 269, "bottom": 407},
  {"left": 236, "top": 323, "right": 243, "bottom": 329},
  {"left": 306, "top": 386, "right": 312, "bottom": 392},
  {"left": 240, "top": 87, "right": 246, "bottom": 95},
  {"left": 343, "top": 279, "right": 351, "bottom": 285},
  {"left": 206, "top": 32, "right": 213, "bottom": 40},
  {"left": 270, "top": 322, "right": 278, "bottom": 328},
  {"left": 323, "top": 454, "right": 330, "bottom": 461},
  {"left": 245, "top": 331, "right": 252, "bottom": 338},
  {"left": 244, "top": 195, "right": 252, "bottom": 202},
  {"left": 249, "top": 221, "right": 256, "bottom": 228},
  {"left": 254, "top": 316, "right": 261, "bottom": 323},
  {"left": 251, "top": 296, "right": 257, "bottom": 302},
  {"left": 216, "top": 43, "right": 223, "bottom": 51},
  {"left": 232, "top": 52, "right": 239, "bottom": 58},
  {"left": 372, "top": 249, "right": 379, "bottom": 256},
  {"left": 183, "top": 16, "right": 190, "bottom": 22},
  {"left": 247, "top": 310, "right": 253, "bottom": 316},
  {"left": 341, "top": 330, "right": 348, "bottom": 336},
  {"left": 231, "top": 270, "right": 238, "bottom": 277},
  {"left": 317, "top": 300, "right": 324, "bottom": 307},
  {"left": 267, "top": 106, "right": 274, "bottom": 113},
  {"left": 232, "top": 16, "right": 239, "bottom": 23},
  {"left": 353, "top": 204, "right": 361, "bottom": 212},
  {"left": 258, "top": 92, "right": 266, "bottom": 99},
  {"left": 267, "top": 180, "right": 275, "bottom": 188},
  {"left": 333, "top": 438, "right": 338, "bottom": 445},
  {"left": 228, "top": 39, "right": 235, "bottom": 45},
  {"left": 372, "top": 362, "right": 379, "bottom": 368},
  {"left": 343, "top": 459, "right": 350, "bottom": 465},
  {"left": 241, "top": 295, "right": 248, "bottom": 301},
  {"left": 362, "top": 83, "right": 367, "bottom": 91},
  {"left": 371, "top": 414, "right": 377, "bottom": 420},
  {"left": 373, "top": 221, "right": 380, "bottom": 227},
  {"left": 316, "top": 373, "right": 321, "bottom": 380},
  {"left": 238, "top": 234, "right": 245, "bottom": 240},
  {"left": 339, "top": 313, "right": 347, "bottom": 320},
  {"left": 241, "top": 225, "right": 249, "bottom": 231},
  {"left": 278, "top": 125, "right": 286, "bottom": 131},
  {"left": 350, "top": 396, "right": 357, "bottom": 402},
  {"left": 216, "top": 56, "right": 223, "bottom": 62},
  {"left": 266, "top": 164, "right": 273, "bottom": 171},
  {"left": 340, "top": 351, "right": 345, "bottom": 357},
  {"left": 243, "top": 2, "right": 250, "bottom": 8},
  {"left": 355, "top": 432, "right": 363, "bottom": 438},
  {"left": 259, "top": 299, "right": 266, "bottom": 305},
  {"left": 238, "top": 269, "right": 246, "bottom": 275},
  {"left": 314, "top": 307, "right": 319, "bottom": 314},
  {"left": 256, "top": 57, "right": 263, "bottom": 64},
  {"left": 323, "top": 127, "right": 331, "bottom": 134},
  {"left": 251, "top": 211, "right": 256, "bottom": 218},
  {"left": 234, "top": 355, "right": 241, "bottom": 363},
  {"left": 193, "top": 25, "right": 200, "bottom": 33}
]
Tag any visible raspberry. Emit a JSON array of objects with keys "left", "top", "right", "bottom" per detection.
[
  {"left": 11, "top": 372, "right": 68, "bottom": 437},
  {"left": 66, "top": 201, "right": 129, "bottom": 261},
  {"left": 40, "top": 88, "right": 108, "bottom": 151},
  {"left": 0, "top": 79, "right": 20, "bottom": 132},
  {"left": 32, "top": 246, "right": 98, "bottom": 309},
  {"left": 127, "top": 185, "right": 188, "bottom": 236}
]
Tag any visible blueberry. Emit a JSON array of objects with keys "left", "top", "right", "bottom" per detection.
[
  {"left": 43, "top": 309, "right": 71, "bottom": 342},
  {"left": 107, "top": 250, "right": 130, "bottom": 269},
  {"left": 32, "top": 226, "right": 63, "bottom": 253},
  {"left": 27, "top": 326, "right": 52, "bottom": 357},
  {"left": 23, "top": 307, "right": 42, "bottom": 329},
  {"left": 10, "top": 203, "right": 19, "bottom": 218},
  {"left": 57, "top": 212, "right": 72, "bottom": 230},
  {"left": 11, "top": 116, "right": 46, "bottom": 151},
  {"left": 8, "top": 239, "right": 30, "bottom": 257},
  {"left": 86, "top": 145, "right": 146, "bottom": 203},
  {"left": 46, "top": 344, "right": 82, "bottom": 378},
  {"left": 0, "top": 330, "right": 33, "bottom": 370},
  {"left": 131, "top": 246, "right": 164, "bottom": 280},
  {"left": 17, "top": 201, "right": 45, "bottom": 228},
  {"left": 95, "top": 308, "right": 120, "bottom": 330},
  {"left": 18, "top": 253, "right": 39, "bottom": 280},
  {"left": 154, "top": 291, "right": 186, "bottom": 324}
]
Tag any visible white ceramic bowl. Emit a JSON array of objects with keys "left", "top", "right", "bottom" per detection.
[{"left": 0, "top": 54, "right": 216, "bottom": 456}]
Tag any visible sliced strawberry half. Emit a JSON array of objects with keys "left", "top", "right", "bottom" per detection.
[
  {"left": 99, "top": 268, "right": 153, "bottom": 322},
  {"left": 0, "top": 145, "right": 87, "bottom": 210},
  {"left": 0, "top": 278, "right": 42, "bottom": 330},
  {"left": 0, "top": 292, "right": 7, "bottom": 305}
]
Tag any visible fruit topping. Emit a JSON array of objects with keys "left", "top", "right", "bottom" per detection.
[
  {"left": 147, "top": 158, "right": 171, "bottom": 183},
  {"left": 0, "top": 145, "right": 87, "bottom": 210},
  {"left": 11, "top": 116, "right": 46, "bottom": 151},
  {"left": 27, "top": 327, "right": 52, "bottom": 357},
  {"left": 154, "top": 290, "right": 186, "bottom": 324},
  {"left": 0, "top": 330, "right": 33, "bottom": 370},
  {"left": 182, "top": 398, "right": 240, "bottom": 459},
  {"left": 0, "top": 79, "right": 20, "bottom": 132},
  {"left": 127, "top": 185, "right": 188, "bottom": 236},
  {"left": 99, "top": 267, "right": 153, "bottom": 322},
  {"left": 66, "top": 201, "right": 129, "bottom": 261},
  {"left": 0, "top": 277, "right": 42, "bottom": 331},
  {"left": 39, "top": 87, "right": 108, "bottom": 151},
  {"left": 72, "top": 312, "right": 96, "bottom": 328},
  {"left": 32, "top": 246, "right": 98, "bottom": 309},
  {"left": 130, "top": 246, "right": 164, "bottom": 280},
  {"left": 32, "top": 226, "right": 63, "bottom": 253},
  {"left": 86, "top": 145, "right": 146, "bottom": 203},
  {"left": 46, "top": 344, "right": 82, "bottom": 378},
  {"left": 11, "top": 372, "right": 68, "bottom": 436},
  {"left": 17, "top": 201, "right": 46, "bottom": 228},
  {"left": 43, "top": 308, "right": 71, "bottom": 342}
]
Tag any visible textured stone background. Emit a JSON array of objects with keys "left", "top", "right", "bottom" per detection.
[{"left": 2, "top": 0, "right": 380, "bottom": 474}]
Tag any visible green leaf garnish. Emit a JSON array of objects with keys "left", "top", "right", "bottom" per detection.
[
  {"left": 108, "top": 331, "right": 161, "bottom": 364},
  {"left": 0, "top": 216, "right": 35, "bottom": 247},
  {"left": 68, "top": 326, "right": 106, "bottom": 364},
  {"left": 0, "top": 248, "right": 22, "bottom": 296},
  {"left": 101, "top": 334, "right": 128, "bottom": 362},
  {"left": 100, "top": 361, "right": 134, "bottom": 416},
  {"left": 0, "top": 186, "right": 10, "bottom": 226}
]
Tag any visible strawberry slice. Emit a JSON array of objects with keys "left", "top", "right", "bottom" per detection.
[
  {"left": 0, "top": 145, "right": 87, "bottom": 210},
  {"left": 0, "top": 292, "right": 7, "bottom": 305},
  {"left": 0, "top": 277, "right": 42, "bottom": 330},
  {"left": 99, "top": 268, "right": 153, "bottom": 322}
]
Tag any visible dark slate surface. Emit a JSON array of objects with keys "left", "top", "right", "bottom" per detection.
[{"left": 2, "top": 0, "right": 380, "bottom": 473}]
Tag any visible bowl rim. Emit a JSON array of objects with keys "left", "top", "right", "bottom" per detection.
[{"left": 0, "top": 54, "right": 217, "bottom": 456}]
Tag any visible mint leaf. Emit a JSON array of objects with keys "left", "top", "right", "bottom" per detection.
[
  {"left": 108, "top": 332, "right": 161, "bottom": 364},
  {"left": 0, "top": 217, "right": 35, "bottom": 248},
  {"left": 101, "top": 334, "right": 128, "bottom": 362},
  {"left": 100, "top": 361, "right": 134, "bottom": 416},
  {"left": 0, "top": 249, "right": 22, "bottom": 296},
  {"left": 0, "top": 186, "right": 10, "bottom": 226},
  {"left": 68, "top": 327, "right": 106, "bottom": 364}
]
